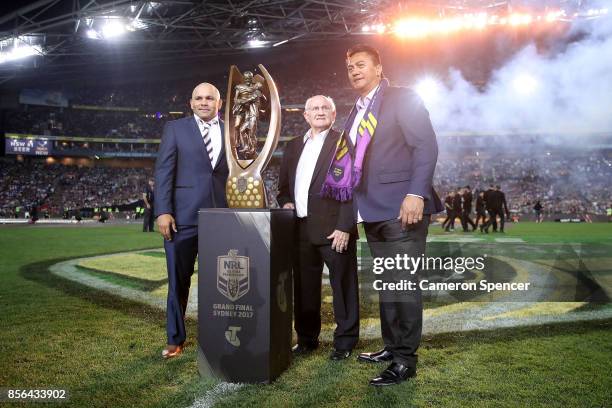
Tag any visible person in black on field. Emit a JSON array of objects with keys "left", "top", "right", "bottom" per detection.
[
  {"left": 483, "top": 184, "right": 510, "bottom": 233},
  {"left": 497, "top": 185, "right": 510, "bottom": 231},
  {"left": 460, "top": 185, "right": 476, "bottom": 232},
  {"left": 452, "top": 188, "right": 462, "bottom": 230},
  {"left": 475, "top": 191, "right": 487, "bottom": 230},
  {"left": 482, "top": 184, "right": 497, "bottom": 233},
  {"left": 142, "top": 178, "right": 155, "bottom": 232},
  {"left": 442, "top": 191, "right": 455, "bottom": 231},
  {"left": 533, "top": 200, "right": 543, "bottom": 223}
]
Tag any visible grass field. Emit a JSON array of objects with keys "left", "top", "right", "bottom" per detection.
[{"left": 0, "top": 222, "right": 611, "bottom": 407}]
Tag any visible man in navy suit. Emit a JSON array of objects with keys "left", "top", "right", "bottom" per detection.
[
  {"left": 343, "top": 44, "right": 443, "bottom": 385},
  {"left": 155, "top": 83, "right": 229, "bottom": 359}
]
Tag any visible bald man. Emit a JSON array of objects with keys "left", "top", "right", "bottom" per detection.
[
  {"left": 277, "top": 95, "right": 359, "bottom": 360},
  {"left": 155, "top": 83, "right": 229, "bottom": 359}
]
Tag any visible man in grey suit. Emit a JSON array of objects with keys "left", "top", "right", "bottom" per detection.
[
  {"left": 334, "top": 44, "right": 443, "bottom": 385},
  {"left": 155, "top": 83, "right": 229, "bottom": 359}
]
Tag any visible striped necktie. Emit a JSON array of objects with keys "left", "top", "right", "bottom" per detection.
[{"left": 199, "top": 118, "right": 217, "bottom": 164}]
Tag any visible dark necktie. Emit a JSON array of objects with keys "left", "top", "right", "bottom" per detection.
[{"left": 200, "top": 119, "right": 217, "bottom": 164}]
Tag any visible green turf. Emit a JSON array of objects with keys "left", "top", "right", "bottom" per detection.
[
  {"left": 0, "top": 223, "right": 611, "bottom": 407},
  {"left": 75, "top": 264, "right": 165, "bottom": 291},
  {"left": 426, "top": 221, "right": 612, "bottom": 244}
]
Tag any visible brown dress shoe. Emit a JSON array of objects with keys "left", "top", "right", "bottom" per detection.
[{"left": 162, "top": 344, "right": 184, "bottom": 359}]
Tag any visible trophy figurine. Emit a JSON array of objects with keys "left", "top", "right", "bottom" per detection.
[{"left": 224, "top": 65, "right": 281, "bottom": 208}]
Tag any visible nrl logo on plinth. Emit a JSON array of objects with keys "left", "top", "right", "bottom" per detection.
[{"left": 217, "top": 249, "right": 250, "bottom": 302}]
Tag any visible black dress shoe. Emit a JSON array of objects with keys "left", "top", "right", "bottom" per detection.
[
  {"left": 292, "top": 343, "right": 317, "bottom": 355},
  {"left": 329, "top": 349, "right": 351, "bottom": 361},
  {"left": 369, "top": 362, "right": 416, "bottom": 386},
  {"left": 357, "top": 348, "right": 393, "bottom": 363}
]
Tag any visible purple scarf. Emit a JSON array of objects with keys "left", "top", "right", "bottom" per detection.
[{"left": 321, "top": 79, "right": 388, "bottom": 202}]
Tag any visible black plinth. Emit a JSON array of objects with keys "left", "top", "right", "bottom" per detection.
[{"left": 197, "top": 208, "right": 294, "bottom": 383}]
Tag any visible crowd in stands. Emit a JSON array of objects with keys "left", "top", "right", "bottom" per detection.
[
  {"left": 5, "top": 106, "right": 166, "bottom": 139},
  {"left": 0, "top": 160, "right": 150, "bottom": 217},
  {"left": 1, "top": 149, "right": 610, "bottom": 219},
  {"left": 4, "top": 70, "right": 355, "bottom": 142},
  {"left": 434, "top": 153, "right": 611, "bottom": 216},
  {"left": 2, "top": 77, "right": 610, "bottom": 219},
  {"left": 5, "top": 106, "right": 313, "bottom": 142},
  {"left": 0, "top": 161, "right": 58, "bottom": 216}
]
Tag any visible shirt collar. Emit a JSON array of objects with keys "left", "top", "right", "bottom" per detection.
[
  {"left": 195, "top": 115, "right": 218, "bottom": 127},
  {"left": 356, "top": 84, "right": 379, "bottom": 110},
  {"left": 303, "top": 127, "right": 331, "bottom": 143}
]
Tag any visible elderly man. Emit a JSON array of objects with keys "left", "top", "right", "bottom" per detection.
[
  {"left": 155, "top": 83, "right": 229, "bottom": 359},
  {"left": 277, "top": 95, "right": 359, "bottom": 360}
]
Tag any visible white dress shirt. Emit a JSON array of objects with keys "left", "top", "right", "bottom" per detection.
[
  {"left": 195, "top": 116, "right": 222, "bottom": 167},
  {"left": 349, "top": 84, "right": 422, "bottom": 223},
  {"left": 349, "top": 86, "right": 378, "bottom": 223},
  {"left": 294, "top": 128, "right": 330, "bottom": 218}
]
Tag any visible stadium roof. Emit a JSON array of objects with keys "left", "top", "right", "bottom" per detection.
[{"left": 0, "top": 1, "right": 596, "bottom": 85}]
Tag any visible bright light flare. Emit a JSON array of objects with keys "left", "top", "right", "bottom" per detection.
[
  {"left": 545, "top": 10, "right": 564, "bottom": 22},
  {"left": 394, "top": 19, "right": 431, "bottom": 38},
  {"left": 86, "top": 29, "right": 99, "bottom": 39},
  {"left": 374, "top": 24, "right": 386, "bottom": 34},
  {"left": 512, "top": 74, "right": 538, "bottom": 96},
  {"left": 102, "top": 20, "right": 126, "bottom": 38},
  {"left": 0, "top": 44, "right": 43, "bottom": 64},
  {"left": 415, "top": 77, "right": 443, "bottom": 105},
  {"left": 247, "top": 39, "right": 267, "bottom": 48},
  {"left": 509, "top": 13, "right": 533, "bottom": 26}
]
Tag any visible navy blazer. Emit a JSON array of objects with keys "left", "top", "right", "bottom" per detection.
[
  {"left": 353, "top": 86, "right": 443, "bottom": 222},
  {"left": 154, "top": 116, "right": 229, "bottom": 226}
]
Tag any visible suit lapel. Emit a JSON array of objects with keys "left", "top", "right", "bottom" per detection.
[
  {"left": 213, "top": 119, "right": 225, "bottom": 170},
  {"left": 309, "top": 129, "right": 337, "bottom": 190}
]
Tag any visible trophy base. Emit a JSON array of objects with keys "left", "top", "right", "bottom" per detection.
[
  {"left": 226, "top": 174, "right": 266, "bottom": 208},
  {"left": 197, "top": 208, "right": 294, "bottom": 383}
]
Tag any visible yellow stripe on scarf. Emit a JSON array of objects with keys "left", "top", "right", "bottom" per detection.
[
  {"left": 335, "top": 138, "right": 348, "bottom": 160},
  {"left": 368, "top": 112, "right": 378, "bottom": 127},
  {"left": 360, "top": 118, "right": 374, "bottom": 135}
]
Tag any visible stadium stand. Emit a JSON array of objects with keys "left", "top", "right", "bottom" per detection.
[{"left": 2, "top": 77, "right": 611, "bottom": 220}]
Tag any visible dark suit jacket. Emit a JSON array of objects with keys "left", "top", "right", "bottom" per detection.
[
  {"left": 277, "top": 129, "right": 356, "bottom": 245},
  {"left": 352, "top": 86, "right": 443, "bottom": 222},
  {"left": 463, "top": 191, "right": 473, "bottom": 212},
  {"left": 476, "top": 196, "right": 486, "bottom": 214},
  {"left": 154, "top": 116, "right": 228, "bottom": 226},
  {"left": 452, "top": 194, "right": 462, "bottom": 213},
  {"left": 484, "top": 188, "right": 496, "bottom": 211},
  {"left": 444, "top": 196, "right": 453, "bottom": 213}
]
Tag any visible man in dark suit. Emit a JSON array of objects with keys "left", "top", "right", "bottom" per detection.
[
  {"left": 277, "top": 95, "right": 359, "bottom": 361},
  {"left": 460, "top": 185, "right": 476, "bottom": 232},
  {"left": 483, "top": 184, "right": 509, "bottom": 233},
  {"left": 475, "top": 190, "right": 487, "bottom": 230},
  {"left": 341, "top": 44, "right": 443, "bottom": 386},
  {"left": 142, "top": 178, "right": 155, "bottom": 232},
  {"left": 452, "top": 188, "right": 462, "bottom": 229},
  {"left": 497, "top": 185, "right": 510, "bottom": 232},
  {"left": 442, "top": 191, "right": 455, "bottom": 232},
  {"left": 155, "top": 83, "right": 229, "bottom": 359},
  {"left": 483, "top": 184, "right": 498, "bottom": 232}
]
